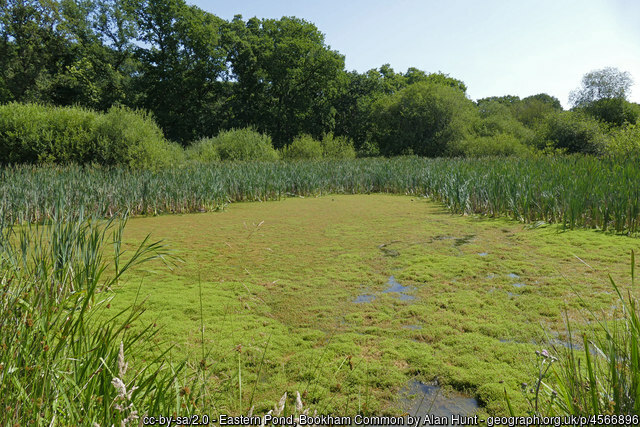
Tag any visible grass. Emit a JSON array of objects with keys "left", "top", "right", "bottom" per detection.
[
  {"left": 104, "top": 194, "right": 640, "bottom": 416},
  {"left": 2, "top": 155, "right": 640, "bottom": 233},
  {"left": 513, "top": 252, "right": 640, "bottom": 418},
  {"left": 0, "top": 209, "right": 201, "bottom": 425}
]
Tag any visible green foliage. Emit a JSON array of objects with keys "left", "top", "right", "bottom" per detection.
[
  {"left": 581, "top": 98, "right": 640, "bottom": 127},
  {"left": 280, "top": 134, "right": 323, "bottom": 160},
  {"left": 134, "top": 0, "right": 229, "bottom": 143},
  {"left": 0, "top": 211, "right": 195, "bottom": 424},
  {"left": 604, "top": 123, "right": 640, "bottom": 158},
  {"left": 0, "top": 102, "right": 182, "bottom": 169},
  {"left": 450, "top": 133, "right": 531, "bottom": 157},
  {"left": 520, "top": 252, "right": 640, "bottom": 416},
  {"left": 187, "top": 128, "right": 279, "bottom": 162},
  {"left": 3, "top": 156, "right": 640, "bottom": 233},
  {"left": 357, "top": 140, "right": 381, "bottom": 158},
  {"left": 533, "top": 111, "right": 607, "bottom": 154},
  {"left": 569, "top": 67, "right": 633, "bottom": 107},
  {"left": 320, "top": 133, "right": 356, "bottom": 159},
  {"left": 371, "top": 82, "right": 477, "bottom": 157},
  {"left": 226, "top": 16, "right": 345, "bottom": 147},
  {"left": 0, "top": 102, "right": 99, "bottom": 164},
  {"left": 513, "top": 95, "right": 563, "bottom": 127},
  {"left": 96, "top": 105, "right": 185, "bottom": 170}
]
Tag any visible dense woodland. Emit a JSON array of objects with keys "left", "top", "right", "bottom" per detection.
[{"left": 1, "top": 0, "right": 639, "bottom": 167}]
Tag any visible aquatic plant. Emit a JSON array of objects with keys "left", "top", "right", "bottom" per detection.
[{"left": 1, "top": 156, "right": 640, "bottom": 233}]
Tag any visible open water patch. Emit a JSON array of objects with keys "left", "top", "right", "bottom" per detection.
[
  {"left": 354, "top": 294, "right": 376, "bottom": 303},
  {"left": 401, "top": 380, "right": 480, "bottom": 420},
  {"left": 384, "top": 276, "right": 416, "bottom": 301}
]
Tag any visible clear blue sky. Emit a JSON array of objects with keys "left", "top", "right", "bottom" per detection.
[{"left": 189, "top": 0, "right": 639, "bottom": 107}]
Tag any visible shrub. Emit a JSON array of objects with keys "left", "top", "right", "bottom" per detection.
[
  {"left": 0, "top": 102, "right": 182, "bottom": 169},
  {"left": 357, "top": 140, "right": 381, "bottom": 158},
  {"left": 450, "top": 133, "right": 531, "bottom": 157},
  {"left": 95, "top": 105, "right": 184, "bottom": 170},
  {"left": 581, "top": 98, "right": 640, "bottom": 127},
  {"left": 603, "top": 123, "right": 640, "bottom": 158},
  {"left": 320, "top": 133, "right": 356, "bottom": 159},
  {"left": 0, "top": 102, "right": 98, "bottom": 164},
  {"left": 187, "top": 128, "right": 278, "bottom": 162},
  {"left": 533, "top": 111, "right": 607, "bottom": 154},
  {"left": 185, "top": 138, "right": 221, "bottom": 163},
  {"left": 281, "top": 134, "right": 323, "bottom": 160}
]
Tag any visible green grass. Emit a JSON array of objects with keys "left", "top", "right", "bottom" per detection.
[
  {"left": 2, "top": 155, "right": 640, "bottom": 233},
  {"left": 0, "top": 210, "right": 198, "bottom": 425},
  {"left": 105, "top": 194, "right": 640, "bottom": 416}
]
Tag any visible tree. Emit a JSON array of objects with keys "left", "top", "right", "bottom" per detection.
[
  {"left": 371, "top": 81, "right": 476, "bottom": 157},
  {"left": 0, "top": 0, "right": 67, "bottom": 103},
  {"left": 581, "top": 98, "right": 639, "bottom": 127},
  {"left": 535, "top": 111, "right": 606, "bottom": 154},
  {"left": 512, "top": 94, "right": 563, "bottom": 127},
  {"left": 134, "top": 0, "right": 229, "bottom": 143},
  {"left": 569, "top": 67, "right": 633, "bottom": 107},
  {"left": 226, "top": 16, "right": 345, "bottom": 147}
]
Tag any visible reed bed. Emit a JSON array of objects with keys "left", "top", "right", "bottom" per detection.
[{"left": 1, "top": 156, "right": 639, "bottom": 232}]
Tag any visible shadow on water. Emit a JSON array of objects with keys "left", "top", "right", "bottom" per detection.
[
  {"left": 454, "top": 235, "right": 475, "bottom": 247},
  {"left": 401, "top": 380, "right": 479, "bottom": 420},
  {"left": 384, "top": 276, "right": 415, "bottom": 301}
]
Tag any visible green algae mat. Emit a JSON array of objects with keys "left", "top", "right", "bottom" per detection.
[{"left": 109, "top": 194, "right": 640, "bottom": 416}]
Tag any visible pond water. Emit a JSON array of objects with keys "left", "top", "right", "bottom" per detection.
[
  {"left": 401, "top": 379, "right": 480, "bottom": 420},
  {"left": 384, "top": 276, "right": 415, "bottom": 301}
]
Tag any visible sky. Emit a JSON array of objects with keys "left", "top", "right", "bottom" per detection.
[{"left": 189, "top": 0, "right": 640, "bottom": 107}]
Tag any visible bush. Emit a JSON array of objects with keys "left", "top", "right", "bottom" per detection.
[
  {"left": 604, "top": 123, "right": 640, "bottom": 157},
  {"left": 95, "top": 105, "right": 184, "bottom": 170},
  {"left": 0, "top": 102, "right": 98, "bottom": 164},
  {"left": 187, "top": 128, "right": 278, "bottom": 162},
  {"left": 450, "top": 133, "right": 531, "bottom": 157},
  {"left": 320, "top": 133, "right": 356, "bottom": 159},
  {"left": 533, "top": 111, "right": 607, "bottom": 154},
  {"left": 581, "top": 98, "right": 640, "bottom": 127},
  {"left": 0, "top": 102, "right": 182, "bottom": 169},
  {"left": 281, "top": 134, "right": 323, "bottom": 160},
  {"left": 357, "top": 140, "right": 381, "bottom": 158}
]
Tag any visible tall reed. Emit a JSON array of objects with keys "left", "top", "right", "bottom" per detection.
[
  {"left": 0, "top": 208, "right": 196, "bottom": 424},
  {"left": 1, "top": 156, "right": 640, "bottom": 233}
]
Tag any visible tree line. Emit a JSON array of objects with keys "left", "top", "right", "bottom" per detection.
[{"left": 1, "top": 0, "right": 638, "bottom": 161}]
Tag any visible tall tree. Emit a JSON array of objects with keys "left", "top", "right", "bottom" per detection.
[
  {"left": 569, "top": 67, "right": 633, "bottom": 107},
  {"left": 226, "top": 16, "right": 345, "bottom": 147},
  {"left": 134, "top": 0, "right": 228, "bottom": 143},
  {"left": 0, "top": 0, "right": 66, "bottom": 103}
]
